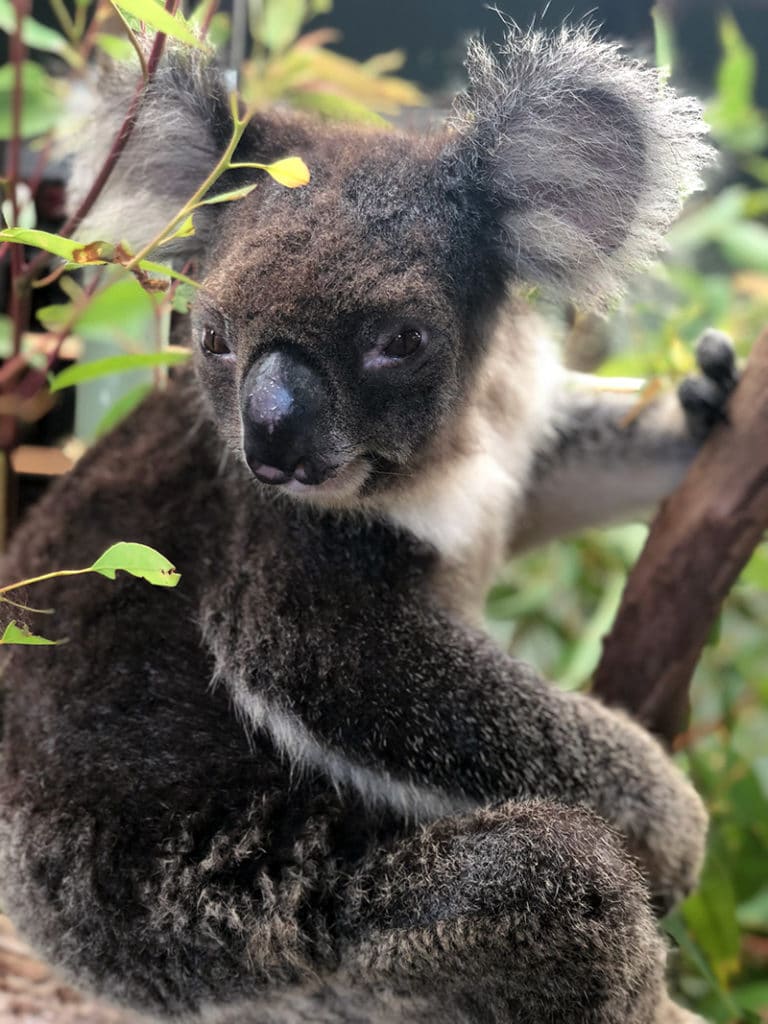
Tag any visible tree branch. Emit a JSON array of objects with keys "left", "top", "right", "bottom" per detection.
[{"left": 592, "top": 326, "right": 768, "bottom": 744}]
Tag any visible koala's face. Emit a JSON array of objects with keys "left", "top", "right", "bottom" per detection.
[
  {"left": 75, "top": 31, "right": 710, "bottom": 509},
  {"left": 192, "top": 133, "right": 498, "bottom": 506}
]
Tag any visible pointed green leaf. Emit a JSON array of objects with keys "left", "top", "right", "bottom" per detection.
[
  {"left": 0, "top": 227, "right": 100, "bottom": 262},
  {"left": 258, "top": 0, "right": 306, "bottom": 53},
  {"left": 49, "top": 350, "right": 190, "bottom": 392},
  {"left": 0, "top": 62, "right": 62, "bottom": 139},
  {"left": 196, "top": 183, "right": 258, "bottom": 207},
  {"left": 95, "top": 383, "right": 152, "bottom": 438},
  {"left": 89, "top": 542, "right": 180, "bottom": 587},
  {"left": 108, "top": 0, "right": 205, "bottom": 49},
  {"left": 0, "top": 620, "right": 60, "bottom": 645},
  {"left": 0, "top": 0, "right": 80, "bottom": 64}
]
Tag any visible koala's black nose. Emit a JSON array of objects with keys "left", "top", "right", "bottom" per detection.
[{"left": 242, "top": 350, "right": 332, "bottom": 486}]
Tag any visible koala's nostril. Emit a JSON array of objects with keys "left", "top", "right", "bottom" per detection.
[{"left": 251, "top": 463, "right": 292, "bottom": 486}]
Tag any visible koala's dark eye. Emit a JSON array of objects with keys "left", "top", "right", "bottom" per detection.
[
  {"left": 383, "top": 328, "right": 423, "bottom": 359},
  {"left": 201, "top": 326, "right": 230, "bottom": 356}
]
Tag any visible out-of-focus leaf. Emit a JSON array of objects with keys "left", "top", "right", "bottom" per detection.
[
  {"left": 651, "top": 5, "right": 676, "bottom": 77},
  {"left": 170, "top": 283, "right": 196, "bottom": 315},
  {"left": 108, "top": 0, "right": 205, "bottom": 49},
  {"left": 291, "top": 90, "right": 389, "bottom": 125},
  {"left": 95, "top": 32, "right": 136, "bottom": 60},
  {"left": 557, "top": 572, "right": 625, "bottom": 690},
  {"left": 720, "top": 221, "right": 768, "bottom": 271},
  {"left": 1, "top": 182, "right": 35, "bottom": 230},
  {"left": 257, "top": 0, "right": 306, "bottom": 53},
  {"left": 38, "top": 275, "right": 158, "bottom": 345},
  {"left": 0, "top": 0, "right": 81, "bottom": 65},
  {"left": 49, "top": 350, "right": 189, "bottom": 391},
  {"left": 90, "top": 542, "right": 180, "bottom": 587},
  {"left": 736, "top": 886, "right": 768, "bottom": 933},
  {"left": 94, "top": 383, "right": 152, "bottom": 438},
  {"left": 0, "top": 62, "right": 62, "bottom": 139},
  {"left": 706, "top": 13, "right": 768, "bottom": 153},
  {"left": 682, "top": 853, "right": 742, "bottom": 986}
]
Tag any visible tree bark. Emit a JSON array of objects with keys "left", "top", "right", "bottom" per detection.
[{"left": 592, "top": 326, "right": 768, "bottom": 744}]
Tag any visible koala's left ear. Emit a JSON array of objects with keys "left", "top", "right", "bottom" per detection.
[{"left": 442, "top": 26, "right": 715, "bottom": 308}]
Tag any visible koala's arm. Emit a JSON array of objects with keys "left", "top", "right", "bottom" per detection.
[
  {"left": 247, "top": 594, "right": 706, "bottom": 913},
  {"left": 511, "top": 331, "right": 737, "bottom": 551}
]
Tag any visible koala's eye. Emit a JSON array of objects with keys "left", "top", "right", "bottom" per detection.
[
  {"left": 201, "top": 326, "right": 230, "bottom": 356},
  {"left": 383, "top": 328, "right": 423, "bottom": 359}
]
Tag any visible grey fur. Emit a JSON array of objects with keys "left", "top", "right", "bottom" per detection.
[
  {"left": 0, "top": 25, "right": 724, "bottom": 1024},
  {"left": 448, "top": 25, "right": 714, "bottom": 306}
]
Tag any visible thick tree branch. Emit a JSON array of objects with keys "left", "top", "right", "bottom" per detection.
[{"left": 592, "top": 326, "right": 768, "bottom": 744}]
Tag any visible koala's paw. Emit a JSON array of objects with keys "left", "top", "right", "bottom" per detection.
[{"left": 678, "top": 329, "right": 738, "bottom": 441}]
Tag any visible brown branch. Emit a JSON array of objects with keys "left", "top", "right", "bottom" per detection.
[{"left": 592, "top": 326, "right": 768, "bottom": 744}]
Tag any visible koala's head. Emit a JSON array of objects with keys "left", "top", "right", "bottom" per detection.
[{"left": 72, "top": 27, "right": 712, "bottom": 506}]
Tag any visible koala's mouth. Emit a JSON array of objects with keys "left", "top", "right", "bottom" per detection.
[{"left": 261, "top": 455, "right": 371, "bottom": 505}]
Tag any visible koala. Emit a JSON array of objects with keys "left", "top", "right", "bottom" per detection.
[{"left": 0, "top": 25, "right": 737, "bottom": 1024}]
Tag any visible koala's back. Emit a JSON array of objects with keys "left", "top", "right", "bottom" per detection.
[{"left": 0, "top": 371, "right": 412, "bottom": 1014}]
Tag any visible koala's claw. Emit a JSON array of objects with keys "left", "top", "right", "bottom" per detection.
[{"left": 679, "top": 329, "right": 738, "bottom": 441}]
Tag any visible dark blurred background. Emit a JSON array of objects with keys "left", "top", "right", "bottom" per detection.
[
  {"left": 309, "top": 0, "right": 768, "bottom": 102},
  {"left": 8, "top": 0, "right": 768, "bottom": 100}
]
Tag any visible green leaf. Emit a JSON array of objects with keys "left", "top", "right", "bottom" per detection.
[
  {"left": 290, "top": 89, "right": 389, "bottom": 126},
  {"left": 108, "top": 0, "right": 205, "bottom": 49},
  {"left": 736, "top": 885, "right": 768, "bottom": 932},
  {"left": 0, "top": 620, "right": 60, "bottom": 645},
  {"left": 0, "top": 0, "right": 80, "bottom": 64},
  {"left": 258, "top": 0, "right": 306, "bottom": 53},
  {"left": 38, "top": 275, "right": 158, "bottom": 344},
  {"left": 651, "top": 5, "right": 676, "bottom": 77},
  {"left": 0, "top": 227, "right": 102, "bottom": 262},
  {"left": 196, "top": 183, "right": 259, "bottom": 207},
  {"left": 0, "top": 62, "right": 62, "bottom": 140},
  {"left": 95, "top": 383, "right": 152, "bottom": 438},
  {"left": 95, "top": 32, "right": 137, "bottom": 60},
  {"left": 49, "top": 350, "right": 189, "bottom": 392},
  {"left": 682, "top": 853, "right": 742, "bottom": 986},
  {"left": 170, "top": 283, "right": 196, "bottom": 315},
  {"left": 137, "top": 259, "right": 199, "bottom": 287},
  {"left": 89, "top": 542, "right": 180, "bottom": 587}
]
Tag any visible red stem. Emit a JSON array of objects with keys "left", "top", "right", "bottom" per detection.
[{"left": 19, "top": 0, "right": 178, "bottom": 288}]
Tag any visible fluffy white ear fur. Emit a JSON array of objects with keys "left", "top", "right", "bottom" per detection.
[
  {"left": 447, "top": 25, "right": 715, "bottom": 308},
  {"left": 66, "top": 54, "right": 231, "bottom": 253}
]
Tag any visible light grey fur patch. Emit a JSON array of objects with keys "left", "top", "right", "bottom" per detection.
[{"left": 449, "top": 25, "right": 715, "bottom": 307}]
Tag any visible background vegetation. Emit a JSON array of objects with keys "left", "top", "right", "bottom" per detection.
[{"left": 1, "top": 1, "right": 767, "bottom": 1021}]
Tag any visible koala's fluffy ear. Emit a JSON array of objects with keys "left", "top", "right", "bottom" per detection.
[
  {"left": 67, "top": 52, "right": 291, "bottom": 257},
  {"left": 443, "top": 26, "right": 715, "bottom": 308}
]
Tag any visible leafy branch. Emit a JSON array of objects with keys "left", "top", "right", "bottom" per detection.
[{"left": 0, "top": 541, "right": 181, "bottom": 645}]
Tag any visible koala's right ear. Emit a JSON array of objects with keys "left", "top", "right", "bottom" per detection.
[{"left": 67, "top": 52, "right": 285, "bottom": 257}]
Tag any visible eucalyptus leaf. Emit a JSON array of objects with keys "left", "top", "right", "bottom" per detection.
[
  {"left": 0, "top": 620, "right": 60, "bottom": 646},
  {"left": 0, "top": 62, "right": 61, "bottom": 140},
  {"left": 89, "top": 542, "right": 180, "bottom": 587},
  {"left": 108, "top": 0, "right": 205, "bottom": 49},
  {"left": 49, "top": 350, "right": 189, "bottom": 392},
  {"left": 258, "top": 0, "right": 306, "bottom": 53},
  {"left": 95, "top": 384, "right": 152, "bottom": 438}
]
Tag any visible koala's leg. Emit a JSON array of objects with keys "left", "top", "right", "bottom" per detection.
[
  {"left": 512, "top": 329, "right": 737, "bottom": 551},
  {"left": 337, "top": 801, "right": 670, "bottom": 1024}
]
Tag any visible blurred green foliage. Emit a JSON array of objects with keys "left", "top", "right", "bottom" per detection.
[
  {"left": 487, "top": 13, "right": 768, "bottom": 1022},
  {"left": 2, "top": 0, "right": 768, "bottom": 1019}
]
